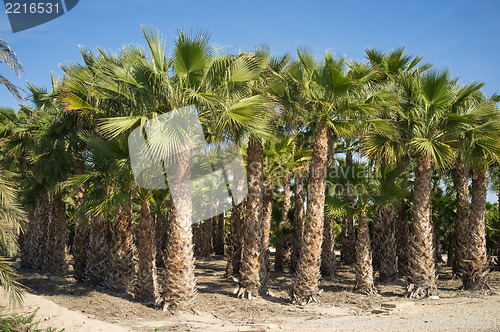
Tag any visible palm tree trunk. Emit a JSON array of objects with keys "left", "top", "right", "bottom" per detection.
[
  {"left": 259, "top": 175, "right": 273, "bottom": 289},
  {"left": 396, "top": 199, "right": 410, "bottom": 277},
  {"left": 354, "top": 210, "right": 376, "bottom": 294},
  {"left": 341, "top": 215, "right": 356, "bottom": 265},
  {"left": 275, "top": 172, "right": 291, "bottom": 271},
  {"left": 378, "top": 205, "right": 398, "bottom": 281},
  {"left": 193, "top": 222, "right": 202, "bottom": 256},
  {"left": 405, "top": 153, "right": 436, "bottom": 298},
  {"left": 452, "top": 155, "right": 469, "bottom": 276},
  {"left": 155, "top": 212, "right": 168, "bottom": 268},
  {"left": 461, "top": 168, "right": 489, "bottom": 289},
  {"left": 340, "top": 150, "right": 356, "bottom": 265},
  {"left": 371, "top": 210, "right": 382, "bottom": 270},
  {"left": 290, "top": 171, "right": 305, "bottom": 273},
  {"left": 291, "top": 125, "right": 329, "bottom": 304},
  {"left": 106, "top": 195, "right": 135, "bottom": 293},
  {"left": 134, "top": 199, "right": 160, "bottom": 302},
  {"left": 213, "top": 212, "right": 225, "bottom": 255},
  {"left": 48, "top": 193, "right": 68, "bottom": 276},
  {"left": 20, "top": 209, "right": 35, "bottom": 268},
  {"left": 225, "top": 196, "right": 245, "bottom": 277},
  {"left": 33, "top": 192, "right": 50, "bottom": 270},
  {"left": 161, "top": 148, "right": 197, "bottom": 310},
  {"left": 447, "top": 237, "right": 454, "bottom": 267},
  {"left": 84, "top": 215, "right": 110, "bottom": 284},
  {"left": 321, "top": 213, "right": 336, "bottom": 278},
  {"left": 237, "top": 135, "right": 264, "bottom": 299},
  {"left": 200, "top": 219, "right": 213, "bottom": 257},
  {"left": 72, "top": 156, "right": 89, "bottom": 282}
]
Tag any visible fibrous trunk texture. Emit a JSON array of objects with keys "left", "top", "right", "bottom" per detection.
[
  {"left": 291, "top": 125, "right": 329, "bottom": 304},
  {"left": 396, "top": 199, "right": 410, "bottom": 277},
  {"left": 341, "top": 149, "right": 356, "bottom": 265},
  {"left": 461, "top": 168, "right": 489, "bottom": 290},
  {"left": 378, "top": 205, "right": 398, "bottom": 281},
  {"left": 193, "top": 222, "right": 202, "bottom": 257},
  {"left": 354, "top": 211, "right": 376, "bottom": 294},
  {"left": 161, "top": 149, "right": 197, "bottom": 310},
  {"left": 341, "top": 215, "right": 356, "bottom": 265},
  {"left": 259, "top": 175, "right": 273, "bottom": 290},
  {"left": 405, "top": 153, "right": 436, "bottom": 299},
  {"left": 33, "top": 192, "right": 50, "bottom": 270},
  {"left": 213, "top": 212, "right": 225, "bottom": 255},
  {"left": 200, "top": 218, "right": 213, "bottom": 257},
  {"left": 321, "top": 213, "right": 336, "bottom": 278},
  {"left": 371, "top": 210, "right": 382, "bottom": 270},
  {"left": 134, "top": 199, "right": 159, "bottom": 303},
  {"left": 72, "top": 156, "right": 89, "bottom": 282},
  {"left": 20, "top": 209, "right": 36, "bottom": 268},
  {"left": 290, "top": 172, "right": 305, "bottom": 273},
  {"left": 84, "top": 215, "right": 110, "bottom": 285},
  {"left": 237, "top": 135, "right": 264, "bottom": 299},
  {"left": 275, "top": 172, "right": 291, "bottom": 272},
  {"left": 48, "top": 193, "right": 68, "bottom": 276},
  {"left": 106, "top": 195, "right": 135, "bottom": 293},
  {"left": 447, "top": 237, "right": 454, "bottom": 267},
  {"left": 452, "top": 156, "right": 469, "bottom": 276},
  {"left": 155, "top": 212, "right": 169, "bottom": 268},
  {"left": 225, "top": 193, "right": 246, "bottom": 278}
]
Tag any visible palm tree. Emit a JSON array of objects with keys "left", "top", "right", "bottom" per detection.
[
  {"left": 26, "top": 84, "right": 74, "bottom": 276},
  {"left": 443, "top": 82, "right": 486, "bottom": 276},
  {"left": 399, "top": 70, "right": 457, "bottom": 298},
  {"left": 364, "top": 47, "right": 432, "bottom": 279},
  {"left": 288, "top": 49, "right": 388, "bottom": 303},
  {"left": 458, "top": 97, "right": 500, "bottom": 289},
  {"left": 234, "top": 52, "right": 279, "bottom": 299},
  {"left": 237, "top": 134, "right": 265, "bottom": 299},
  {"left": 70, "top": 28, "right": 275, "bottom": 307}
]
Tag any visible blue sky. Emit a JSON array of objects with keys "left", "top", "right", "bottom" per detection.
[{"left": 1, "top": 0, "right": 499, "bottom": 108}]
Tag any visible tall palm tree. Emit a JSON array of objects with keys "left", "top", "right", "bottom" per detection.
[
  {"left": 443, "top": 82, "right": 486, "bottom": 276},
  {"left": 26, "top": 84, "right": 74, "bottom": 276},
  {"left": 288, "top": 49, "right": 389, "bottom": 303},
  {"left": 364, "top": 47, "right": 431, "bottom": 279},
  {"left": 398, "top": 71, "right": 457, "bottom": 298}
]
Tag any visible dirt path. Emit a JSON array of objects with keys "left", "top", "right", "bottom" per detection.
[{"left": 2, "top": 258, "right": 499, "bottom": 331}]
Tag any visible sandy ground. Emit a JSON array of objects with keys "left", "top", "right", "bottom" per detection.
[{"left": 1, "top": 255, "right": 499, "bottom": 332}]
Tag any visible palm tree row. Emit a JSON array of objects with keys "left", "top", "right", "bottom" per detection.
[{"left": 2, "top": 29, "right": 500, "bottom": 310}]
